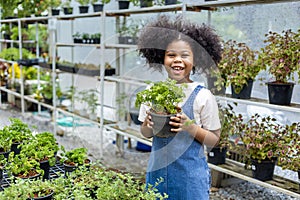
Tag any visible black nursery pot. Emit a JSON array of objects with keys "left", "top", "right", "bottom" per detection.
[
  {"left": 40, "top": 160, "right": 50, "bottom": 180},
  {"left": 251, "top": 158, "right": 277, "bottom": 181},
  {"left": 267, "top": 82, "right": 294, "bottom": 105},
  {"left": 118, "top": 0, "right": 130, "bottom": 9},
  {"left": 207, "top": 147, "right": 227, "bottom": 165},
  {"left": 93, "top": 4, "right": 104, "bottom": 12},
  {"left": 231, "top": 79, "right": 253, "bottom": 99},
  {"left": 11, "top": 142, "right": 21, "bottom": 155},
  {"left": 150, "top": 112, "right": 177, "bottom": 138}
]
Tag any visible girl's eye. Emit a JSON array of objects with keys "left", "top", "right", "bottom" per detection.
[{"left": 181, "top": 54, "right": 189, "bottom": 58}]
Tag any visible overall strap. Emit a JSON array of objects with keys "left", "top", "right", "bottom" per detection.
[{"left": 182, "top": 85, "right": 204, "bottom": 120}]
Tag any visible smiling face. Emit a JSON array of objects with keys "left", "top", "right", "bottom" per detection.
[{"left": 164, "top": 40, "right": 194, "bottom": 84}]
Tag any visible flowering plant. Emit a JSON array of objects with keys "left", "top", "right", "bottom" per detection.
[
  {"left": 235, "top": 114, "right": 285, "bottom": 162},
  {"left": 277, "top": 122, "right": 300, "bottom": 172},
  {"left": 257, "top": 29, "right": 300, "bottom": 83},
  {"left": 213, "top": 40, "right": 261, "bottom": 94}
]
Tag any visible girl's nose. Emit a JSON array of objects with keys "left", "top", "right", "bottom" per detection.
[{"left": 174, "top": 56, "right": 182, "bottom": 62}]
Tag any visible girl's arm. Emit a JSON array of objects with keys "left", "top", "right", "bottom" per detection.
[{"left": 170, "top": 114, "right": 220, "bottom": 148}]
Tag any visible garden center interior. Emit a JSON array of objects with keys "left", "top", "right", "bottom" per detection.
[{"left": 0, "top": 0, "right": 299, "bottom": 199}]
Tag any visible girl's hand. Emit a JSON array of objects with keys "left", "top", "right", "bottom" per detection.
[
  {"left": 145, "top": 111, "right": 153, "bottom": 129},
  {"left": 169, "top": 113, "right": 195, "bottom": 133}
]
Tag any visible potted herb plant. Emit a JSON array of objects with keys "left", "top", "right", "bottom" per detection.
[
  {"left": 235, "top": 113, "right": 285, "bottom": 181},
  {"left": 117, "top": 19, "right": 141, "bottom": 45},
  {"left": 3, "top": 118, "right": 33, "bottom": 155},
  {"left": 19, "top": 132, "right": 59, "bottom": 179},
  {"left": 213, "top": 39, "right": 261, "bottom": 99},
  {"left": 59, "top": 146, "right": 91, "bottom": 175},
  {"left": 256, "top": 29, "right": 300, "bottom": 105},
  {"left": 49, "top": 0, "right": 62, "bottom": 16},
  {"left": 75, "top": 0, "right": 90, "bottom": 13},
  {"left": 0, "top": 128, "right": 12, "bottom": 158},
  {"left": 6, "top": 152, "right": 42, "bottom": 180},
  {"left": 135, "top": 78, "right": 187, "bottom": 137},
  {"left": 62, "top": 0, "right": 73, "bottom": 15}
]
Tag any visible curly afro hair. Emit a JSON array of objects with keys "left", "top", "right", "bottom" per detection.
[{"left": 137, "top": 14, "right": 222, "bottom": 75}]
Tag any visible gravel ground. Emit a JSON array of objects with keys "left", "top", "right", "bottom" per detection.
[{"left": 0, "top": 104, "right": 299, "bottom": 200}]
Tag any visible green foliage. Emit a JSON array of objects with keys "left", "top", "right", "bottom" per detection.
[
  {"left": 0, "top": 48, "right": 34, "bottom": 61},
  {"left": 2, "top": 118, "right": 33, "bottom": 144},
  {"left": 135, "top": 79, "right": 186, "bottom": 114},
  {"left": 76, "top": 89, "right": 99, "bottom": 114},
  {"left": 0, "top": 154, "right": 8, "bottom": 168},
  {"left": 49, "top": 0, "right": 62, "bottom": 8},
  {"left": 39, "top": 80, "right": 63, "bottom": 100},
  {"left": 76, "top": 0, "right": 90, "bottom": 6},
  {"left": 0, "top": 178, "right": 54, "bottom": 199},
  {"left": 117, "top": 19, "right": 143, "bottom": 38},
  {"left": 256, "top": 29, "right": 300, "bottom": 84},
  {"left": 51, "top": 164, "right": 167, "bottom": 199},
  {"left": 6, "top": 152, "right": 42, "bottom": 178},
  {"left": 59, "top": 146, "right": 89, "bottom": 166},
  {"left": 19, "top": 132, "right": 59, "bottom": 166},
  {"left": 213, "top": 40, "right": 261, "bottom": 94},
  {"left": 0, "top": 128, "right": 12, "bottom": 153}
]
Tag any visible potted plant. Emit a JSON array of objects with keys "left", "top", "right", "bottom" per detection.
[
  {"left": 6, "top": 152, "right": 42, "bottom": 180},
  {"left": 59, "top": 146, "right": 91, "bottom": 175},
  {"left": 135, "top": 78, "right": 187, "bottom": 137},
  {"left": 91, "top": 0, "right": 110, "bottom": 12},
  {"left": 213, "top": 39, "right": 261, "bottom": 99},
  {"left": 207, "top": 103, "right": 240, "bottom": 165},
  {"left": 0, "top": 128, "right": 12, "bottom": 158},
  {"left": 234, "top": 113, "right": 285, "bottom": 181},
  {"left": 256, "top": 29, "right": 300, "bottom": 105},
  {"left": 49, "top": 0, "right": 62, "bottom": 16},
  {"left": 62, "top": 0, "right": 73, "bottom": 15},
  {"left": 75, "top": 0, "right": 90, "bottom": 13},
  {"left": 0, "top": 177, "right": 55, "bottom": 200},
  {"left": 19, "top": 132, "right": 59, "bottom": 179},
  {"left": 117, "top": 19, "right": 141, "bottom": 45},
  {"left": 3, "top": 118, "right": 33, "bottom": 155},
  {"left": 277, "top": 122, "right": 300, "bottom": 183}
]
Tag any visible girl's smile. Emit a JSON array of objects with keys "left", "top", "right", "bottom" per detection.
[{"left": 164, "top": 40, "right": 194, "bottom": 83}]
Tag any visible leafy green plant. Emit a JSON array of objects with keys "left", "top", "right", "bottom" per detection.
[
  {"left": 49, "top": 0, "right": 62, "bottom": 8},
  {"left": 0, "top": 154, "right": 8, "bottom": 168},
  {"left": 19, "top": 132, "right": 59, "bottom": 167},
  {"left": 135, "top": 78, "right": 186, "bottom": 115},
  {"left": 6, "top": 152, "right": 42, "bottom": 178},
  {"left": 59, "top": 146, "right": 90, "bottom": 166},
  {"left": 117, "top": 19, "right": 142, "bottom": 38},
  {"left": 0, "top": 47, "right": 34, "bottom": 61},
  {"left": 0, "top": 177, "right": 54, "bottom": 199},
  {"left": 77, "top": 89, "right": 99, "bottom": 115},
  {"left": 3, "top": 118, "right": 33, "bottom": 144},
  {"left": 257, "top": 29, "right": 300, "bottom": 84},
  {"left": 75, "top": 0, "right": 90, "bottom": 6},
  {"left": 213, "top": 40, "right": 261, "bottom": 94},
  {"left": 0, "top": 128, "right": 12, "bottom": 153}
]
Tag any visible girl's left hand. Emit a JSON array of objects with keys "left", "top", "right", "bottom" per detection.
[{"left": 169, "top": 113, "right": 195, "bottom": 133}]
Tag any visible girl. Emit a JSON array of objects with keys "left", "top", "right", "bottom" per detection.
[{"left": 137, "top": 15, "right": 222, "bottom": 199}]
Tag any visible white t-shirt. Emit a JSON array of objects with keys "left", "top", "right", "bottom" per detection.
[{"left": 138, "top": 82, "right": 221, "bottom": 131}]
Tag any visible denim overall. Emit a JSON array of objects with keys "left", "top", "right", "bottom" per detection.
[{"left": 146, "top": 85, "right": 211, "bottom": 200}]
